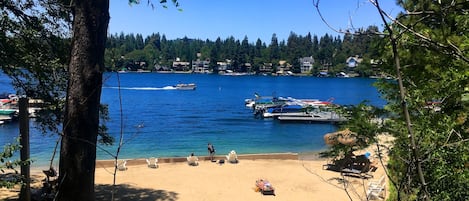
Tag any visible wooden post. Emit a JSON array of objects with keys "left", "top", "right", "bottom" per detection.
[{"left": 19, "top": 97, "right": 30, "bottom": 201}]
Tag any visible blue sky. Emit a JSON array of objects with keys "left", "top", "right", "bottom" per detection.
[{"left": 109, "top": 0, "right": 401, "bottom": 43}]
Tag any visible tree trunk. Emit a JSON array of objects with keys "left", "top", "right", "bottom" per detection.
[{"left": 56, "top": 0, "right": 109, "bottom": 200}]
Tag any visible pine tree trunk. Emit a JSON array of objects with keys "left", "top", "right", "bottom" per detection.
[{"left": 56, "top": 0, "right": 109, "bottom": 200}]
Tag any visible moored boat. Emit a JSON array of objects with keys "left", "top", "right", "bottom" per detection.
[
  {"left": 0, "top": 108, "right": 16, "bottom": 115},
  {"left": 245, "top": 93, "right": 346, "bottom": 123}
]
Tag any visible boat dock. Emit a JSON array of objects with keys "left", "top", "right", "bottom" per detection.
[
  {"left": 245, "top": 94, "right": 347, "bottom": 123},
  {"left": 277, "top": 115, "right": 347, "bottom": 123}
]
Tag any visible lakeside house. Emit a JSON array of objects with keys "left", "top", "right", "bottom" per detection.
[
  {"left": 192, "top": 59, "right": 210, "bottom": 73},
  {"left": 216, "top": 60, "right": 232, "bottom": 74},
  {"left": 172, "top": 57, "right": 191, "bottom": 72},
  {"left": 259, "top": 63, "right": 273, "bottom": 74},
  {"left": 275, "top": 60, "right": 292, "bottom": 75},
  {"left": 299, "top": 56, "right": 314, "bottom": 74},
  {"left": 346, "top": 55, "right": 363, "bottom": 68}
]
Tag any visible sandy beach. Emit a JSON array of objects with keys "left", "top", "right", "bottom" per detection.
[
  {"left": 1, "top": 135, "right": 393, "bottom": 201},
  {"left": 1, "top": 151, "right": 389, "bottom": 201}
]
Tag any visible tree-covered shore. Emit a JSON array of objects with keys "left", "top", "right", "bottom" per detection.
[{"left": 105, "top": 27, "right": 382, "bottom": 77}]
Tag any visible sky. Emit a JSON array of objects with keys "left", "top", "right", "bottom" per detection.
[{"left": 109, "top": 0, "right": 401, "bottom": 43}]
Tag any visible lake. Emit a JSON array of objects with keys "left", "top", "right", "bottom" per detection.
[{"left": 0, "top": 72, "right": 385, "bottom": 168}]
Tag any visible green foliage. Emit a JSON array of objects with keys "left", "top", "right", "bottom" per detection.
[
  {"left": 322, "top": 102, "right": 384, "bottom": 157},
  {"left": 375, "top": 0, "right": 469, "bottom": 200},
  {"left": 104, "top": 26, "right": 382, "bottom": 75},
  {"left": 1, "top": 0, "right": 71, "bottom": 135},
  {"left": 2, "top": 0, "right": 114, "bottom": 142},
  {"left": 0, "top": 138, "right": 31, "bottom": 189},
  {"left": 98, "top": 104, "right": 114, "bottom": 145}
]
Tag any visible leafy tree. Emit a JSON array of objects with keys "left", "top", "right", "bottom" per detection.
[
  {"left": 57, "top": 1, "right": 180, "bottom": 200},
  {"left": 312, "top": 0, "right": 468, "bottom": 200},
  {"left": 322, "top": 102, "right": 384, "bottom": 158},
  {"left": 0, "top": 139, "right": 26, "bottom": 189},
  {"left": 269, "top": 33, "right": 280, "bottom": 61},
  {"left": 2, "top": 0, "right": 178, "bottom": 200},
  {"left": 372, "top": 0, "right": 469, "bottom": 200}
]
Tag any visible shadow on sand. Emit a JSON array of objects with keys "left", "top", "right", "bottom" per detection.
[
  {"left": 1, "top": 182, "right": 178, "bottom": 201},
  {"left": 95, "top": 184, "right": 178, "bottom": 201}
]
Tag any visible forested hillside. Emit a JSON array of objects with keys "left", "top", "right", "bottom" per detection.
[{"left": 105, "top": 26, "right": 382, "bottom": 76}]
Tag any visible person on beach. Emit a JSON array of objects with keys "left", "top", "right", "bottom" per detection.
[
  {"left": 208, "top": 143, "right": 215, "bottom": 162},
  {"left": 187, "top": 152, "right": 199, "bottom": 166}
]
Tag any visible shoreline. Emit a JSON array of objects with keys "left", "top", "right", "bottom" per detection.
[
  {"left": 95, "top": 152, "right": 301, "bottom": 168},
  {"left": 29, "top": 152, "right": 315, "bottom": 171},
  {"left": 3, "top": 147, "right": 389, "bottom": 201},
  {"left": 29, "top": 151, "right": 327, "bottom": 171}
]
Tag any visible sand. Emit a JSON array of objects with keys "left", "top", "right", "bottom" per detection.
[{"left": 1, "top": 135, "right": 393, "bottom": 201}]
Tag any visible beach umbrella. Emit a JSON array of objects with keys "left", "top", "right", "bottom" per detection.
[
  {"left": 337, "top": 134, "right": 357, "bottom": 145},
  {"left": 323, "top": 133, "right": 338, "bottom": 145},
  {"left": 323, "top": 128, "right": 357, "bottom": 145}
]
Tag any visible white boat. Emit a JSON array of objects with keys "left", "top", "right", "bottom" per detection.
[{"left": 174, "top": 83, "right": 196, "bottom": 90}]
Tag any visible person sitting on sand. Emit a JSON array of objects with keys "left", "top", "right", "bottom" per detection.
[{"left": 187, "top": 152, "right": 199, "bottom": 166}]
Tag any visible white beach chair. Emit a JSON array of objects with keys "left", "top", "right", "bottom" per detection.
[
  {"left": 187, "top": 156, "right": 199, "bottom": 166},
  {"left": 366, "top": 183, "right": 386, "bottom": 200},
  {"left": 226, "top": 150, "right": 238, "bottom": 163},
  {"left": 116, "top": 159, "right": 128, "bottom": 171},
  {"left": 368, "top": 175, "right": 385, "bottom": 189},
  {"left": 146, "top": 157, "right": 159, "bottom": 168}
]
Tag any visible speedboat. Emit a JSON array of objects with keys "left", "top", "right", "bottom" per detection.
[{"left": 174, "top": 83, "right": 196, "bottom": 90}]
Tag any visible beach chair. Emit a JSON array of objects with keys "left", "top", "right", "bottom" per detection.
[
  {"left": 340, "top": 162, "right": 373, "bottom": 178},
  {"left": 116, "top": 159, "right": 128, "bottom": 171},
  {"left": 187, "top": 156, "right": 199, "bottom": 166},
  {"left": 226, "top": 150, "right": 238, "bottom": 163},
  {"left": 366, "top": 183, "right": 386, "bottom": 200},
  {"left": 146, "top": 157, "right": 159, "bottom": 168},
  {"left": 368, "top": 175, "right": 385, "bottom": 189},
  {"left": 337, "top": 153, "right": 376, "bottom": 178}
]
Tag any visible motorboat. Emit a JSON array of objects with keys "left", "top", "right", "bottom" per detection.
[
  {"left": 245, "top": 93, "right": 346, "bottom": 122},
  {"left": 174, "top": 83, "right": 196, "bottom": 90}
]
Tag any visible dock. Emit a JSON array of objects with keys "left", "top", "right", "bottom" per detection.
[{"left": 277, "top": 115, "right": 347, "bottom": 123}]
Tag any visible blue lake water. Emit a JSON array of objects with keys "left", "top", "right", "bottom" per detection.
[{"left": 0, "top": 72, "right": 385, "bottom": 168}]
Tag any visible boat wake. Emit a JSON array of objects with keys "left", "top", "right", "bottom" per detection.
[{"left": 103, "top": 86, "right": 177, "bottom": 90}]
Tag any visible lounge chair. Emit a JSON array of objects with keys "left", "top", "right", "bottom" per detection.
[
  {"left": 226, "top": 150, "right": 238, "bottom": 163},
  {"left": 340, "top": 161, "right": 374, "bottom": 178},
  {"left": 187, "top": 155, "right": 199, "bottom": 166},
  {"left": 368, "top": 175, "right": 385, "bottom": 189},
  {"left": 324, "top": 153, "right": 375, "bottom": 178},
  {"left": 366, "top": 183, "right": 386, "bottom": 200},
  {"left": 146, "top": 157, "right": 159, "bottom": 168},
  {"left": 116, "top": 159, "right": 128, "bottom": 171}
]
